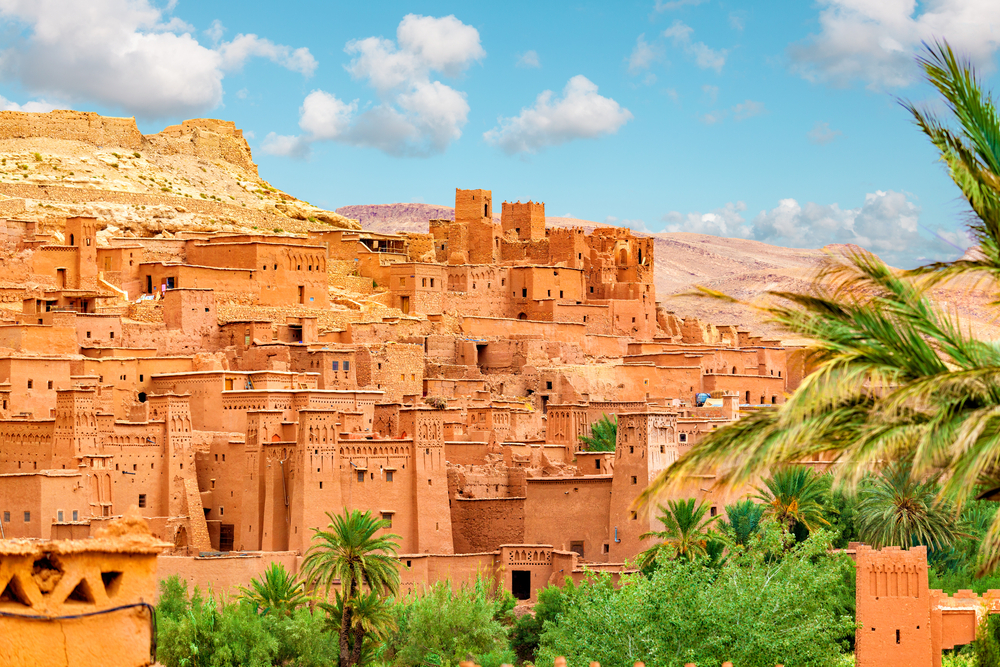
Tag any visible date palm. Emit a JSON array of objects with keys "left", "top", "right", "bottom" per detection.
[
  {"left": 754, "top": 467, "right": 831, "bottom": 535},
  {"left": 578, "top": 414, "right": 617, "bottom": 452},
  {"left": 638, "top": 498, "right": 716, "bottom": 568},
  {"left": 238, "top": 562, "right": 309, "bottom": 616},
  {"left": 716, "top": 499, "right": 767, "bottom": 547},
  {"left": 643, "top": 41, "right": 1000, "bottom": 573},
  {"left": 855, "top": 460, "right": 964, "bottom": 550},
  {"left": 302, "top": 509, "right": 400, "bottom": 667}
]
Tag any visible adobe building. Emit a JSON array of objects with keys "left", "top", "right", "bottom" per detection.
[{"left": 0, "top": 186, "right": 803, "bottom": 604}]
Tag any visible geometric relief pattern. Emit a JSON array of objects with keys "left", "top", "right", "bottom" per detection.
[{"left": 0, "top": 554, "right": 124, "bottom": 612}]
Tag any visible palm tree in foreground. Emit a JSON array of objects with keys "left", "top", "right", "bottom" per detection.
[
  {"left": 638, "top": 498, "right": 716, "bottom": 568},
  {"left": 754, "top": 467, "right": 831, "bottom": 536},
  {"left": 578, "top": 414, "right": 617, "bottom": 452},
  {"left": 642, "top": 41, "right": 1000, "bottom": 573},
  {"left": 302, "top": 509, "right": 401, "bottom": 667},
  {"left": 855, "top": 461, "right": 964, "bottom": 551},
  {"left": 238, "top": 562, "right": 309, "bottom": 616}
]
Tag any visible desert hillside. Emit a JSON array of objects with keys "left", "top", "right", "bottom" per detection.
[{"left": 0, "top": 110, "right": 359, "bottom": 239}]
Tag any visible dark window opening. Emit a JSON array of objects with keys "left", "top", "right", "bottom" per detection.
[
  {"left": 357, "top": 470, "right": 364, "bottom": 483},
  {"left": 570, "top": 541, "right": 585, "bottom": 559},
  {"left": 138, "top": 494, "right": 146, "bottom": 508},
  {"left": 219, "top": 524, "right": 234, "bottom": 552}
]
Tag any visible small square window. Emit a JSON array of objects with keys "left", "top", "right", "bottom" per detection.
[
  {"left": 382, "top": 512, "right": 393, "bottom": 528},
  {"left": 219, "top": 506, "right": 224, "bottom": 516},
  {"left": 72, "top": 510, "right": 78, "bottom": 521},
  {"left": 47, "top": 381, "right": 53, "bottom": 389},
  {"left": 2, "top": 511, "right": 8, "bottom": 522},
  {"left": 24, "top": 511, "right": 30, "bottom": 522},
  {"left": 27, "top": 379, "right": 32, "bottom": 389},
  {"left": 332, "top": 361, "right": 339, "bottom": 371},
  {"left": 631, "top": 476, "right": 637, "bottom": 485},
  {"left": 86, "top": 331, "right": 91, "bottom": 338},
  {"left": 546, "top": 381, "right": 553, "bottom": 390},
  {"left": 357, "top": 470, "right": 365, "bottom": 483},
  {"left": 679, "top": 433, "right": 687, "bottom": 443},
  {"left": 138, "top": 494, "right": 146, "bottom": 508},
  {"left": 57, "top": 510, "right": 64, "bottom": 522},
  {"left": 386, "top": 470, "right": 394, "bottom": 482},
  {"left": 109, "top": 331, "right": 115, "bottom": 339},
  {"left": 344, "top": 360, "right": 350, "bottom": 371}
]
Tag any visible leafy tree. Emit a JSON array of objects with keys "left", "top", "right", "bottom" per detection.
[
  {"left": 537, "top": 532, "right": 855, "bottom": 667},
  {"left": 638, "top": 498, "right": 717, "bottom": 568},
  {"left": 301, "top": 509, "right": 400, "bottom": 667},
  {"left": 754, "top": 467, "right": 831, "bottom": 537},
  {"left": 383, "top": 578, "right": 514, "bottom": 667},
  {"left": 855, "top": 461, "right": 965, "bottom": 550},
  {"left": 320, "top": 589, "right": 395, "bottom": 667},
  {"left": 643, "top": 42, "right": 1000, "bottom": 573},
  {"left": 578, "top": 414, "right": 616, "bottom": 452},
  {"left": 511, "top": 583, "right": 571, "bottom": 663},
  {"left": 238, "top": 562, "right": 310, "bottom": 617},
  {"left": 716, "top": 498, "right": 766, "bottom": 548}
]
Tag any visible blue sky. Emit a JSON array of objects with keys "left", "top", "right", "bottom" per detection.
[{"left": 0, "top": 1, "right": 997, "bottom": 267}]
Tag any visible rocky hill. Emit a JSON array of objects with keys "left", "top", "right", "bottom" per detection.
[{"left": 0, "top": 110, "right": 359, "bottom": 239}]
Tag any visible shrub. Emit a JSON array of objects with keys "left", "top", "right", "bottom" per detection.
[
  {"left": 33, "top": 152, "right": 41, "bottom": 162},
  {"left": 537, "top": 532, "right": 855, "bottom": 667},
  {"left": 383, "top": 579, "right": 513, "bottom": 667}
]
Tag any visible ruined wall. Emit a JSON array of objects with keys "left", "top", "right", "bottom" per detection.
[
  {"left": 147, "top": 118, "right": 258, "bottom": 176},
  {"left": 451, "top": 497, "right": 525, "bottom": 553},
  {"left": 0, "top": 110, "right": 145, "bottom": 148}
]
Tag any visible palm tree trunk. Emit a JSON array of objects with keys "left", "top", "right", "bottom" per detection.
[
  {"left": 350, "top": 622, "right": 366, "bottom": 667},
  {"left": 340, "top": 580, "right": 354, "bottom": 667}
]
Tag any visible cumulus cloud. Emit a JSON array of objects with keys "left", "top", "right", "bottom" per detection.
[
  {"left": 483, "top": 75, "right": 633, "bottom": 155},
  {"left": 808, "top": 121, "right": 841, "bottom": 144},
  {"left": 732, "top": 99, "right": 765, "bottom": 120},
  {"left": 663, "top": 201, "right": 750, "bottom": 237},
  {"left": 790, "top": 0, "right": 1000, "bottom": 89},
  {"left": 0, "top": 94, "right": 61, "bottom": 112},
  {"left": 665, "top": 190, "right": 967, "bottom": 267},
  {"left": 628, "top": 34, "right": 663, "bottom": 75},
  {"left": 663, "top": 20, "right": 727, "bottom": 72},
  {"left": 0, "top": 0, "right": 316, "bottom": 119},
  {"left": 265, "top": 14, "right": 483, "bottom": 159},
  {"left": 516, "top": 50, "right": 541, "bottom": 69}
]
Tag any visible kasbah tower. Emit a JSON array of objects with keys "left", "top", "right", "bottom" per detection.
[{"left": 0, "top": 111, "right": 803, "bottom": 618}]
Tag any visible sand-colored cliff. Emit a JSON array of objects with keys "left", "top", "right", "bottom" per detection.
[{"left": 0, "top": 110, "right": 359, "bottom": 237}]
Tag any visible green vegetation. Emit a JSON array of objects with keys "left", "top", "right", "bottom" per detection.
[
  {"left": 32, "top": 152, "right": 41, "bottom": 162},
  {"left": 577, "top": 414, "right": 616, "bottom": 451},
  {"left": 638, "top": 498, "right": 717, "bottom": 567},
  {"left": 238, "top": 562, "right": 309, "bottom": 617}
]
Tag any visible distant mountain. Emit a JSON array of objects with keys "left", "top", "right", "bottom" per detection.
[{"left": 335, "top": 203, "right": 455, "bottom": 233}]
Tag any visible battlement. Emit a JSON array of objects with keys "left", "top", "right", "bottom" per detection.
[
  {"left": 455, "top": 188, "right": 492, "bottom": 224},
  {"left": 0, "top": 110, "right": 144, "bottom": 149}
]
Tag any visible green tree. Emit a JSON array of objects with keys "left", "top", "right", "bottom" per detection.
[
  {"left": 578, "top": 414, "right": 616, "bottom": 451},
  {"left": 855, "top": 461, "right": 965, "bottom": 550},
  {"left": 716, "top": 498, "right": 766, "bottom": 548},
  {"left": 384, "top": 578, "right": 513, "bottom": 667},
  {"left": 511, "top": 583, "right": 571, "bottom": 663},
  {"left": 301, "top": 509, "right": 401, "bottom": 667},
  {"left": 537, "top": 532, "right": 855, "bottom": 667},
  {"left": 638, "top": 498, "right": 717, "bottom": 568},
  {"left": 754, "top": 467, "right": 831, "bottom": 537},
  {"left": 238, "top": 562, "right": 310, "bottom": 617},
  {"left": 643, "top": 42, "right": 1000, "bottom": 573}
]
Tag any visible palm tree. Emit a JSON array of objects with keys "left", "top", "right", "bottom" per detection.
[
  {"left": 238, "top": 562, "right": 309, "bottom": 616},
  {"left": 578, "top": 414, "right": 616, "bottom": 452},
  {"left": 302, "top": 509, "right": 401, "bottom": 667},
  {"left": 320, "top": 589, "right": 396, "bottom": 666},
  {"left": 754, "top": 467, "right": 831, "bottom": 536},
  {"left": 638, "top": 498, "right": 716, "bottom": 568},
  {"left": 642, "top": 41, "right": 1000, "bottom": 572},
  {"left": 716, "top": 499, "right": 767, "bottom": 548},
  {"left": 855, "top": 461, "right": 964, "bottom": 550}
]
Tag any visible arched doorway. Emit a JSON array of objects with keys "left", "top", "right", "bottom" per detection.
[{"left": 518, "top": 313, "right": 528, "bottom": 320}]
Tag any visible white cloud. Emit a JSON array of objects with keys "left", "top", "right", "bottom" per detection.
[
  {"left": 628, "top": 34, "right": 663, "bottom": 75},
  {"left": 483, "top": 75, "right": 633, "bottom": 155},
  {"left": 266, "top": 14, "right": 483, "bottom": 158},
  {"left": 664, "top": 201, "right": 750, "bottom": 237},
  {"left": 728, "top": 11, "right": 746, "bottom": 31},
  {"left": 655, "top": 0, "right": 709, "bottom": 11},
  {"left": 217, "top": 33, "right": 317, "bottom": 76},
  {"left": 204, "top": 19, "right": 224, "bottom": 44},
  {"left": 808, "top": 121, "right": 841, "bottom": 144},
  {"left": 699, "top": 98, "right": 766, "bottom": 124},
  {"left": 790, "top": 0, "right": 1000, "bottom": 89},
  {"left": 0, "top": 0, "right": 315, "bottom": 119},
  {"left": 0, "top": 94, "right": 61, "bottom": 112},
  {"left": 516, "top": 50, "right": 541, "bottom": 69},
  {"left": 732, "top": 99, "right": 765, "bottom": 120},
  {"left": 663, "top": 20, "right": 727, "bottom": 72},
  {"left": 663, "top": 191, "right": 964, "bottom": 266}
]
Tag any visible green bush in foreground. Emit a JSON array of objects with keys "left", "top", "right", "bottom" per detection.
[{"left": 536, "top": 531, "right": 855, "bottom": 667}]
